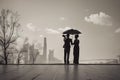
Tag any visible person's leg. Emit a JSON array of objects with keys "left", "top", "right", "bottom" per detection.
[
  {"left": 76, "top": 50, "right": 79, "bottom": 64},
  {"left": 73, "top": 48, "right": 77, "bottom": 64},
  {"left": 73, "top": 52, "right": 75, "bottom": 64},
  {"left": 76, "top": 57, "right": 78, "bottom": 64},
  {"left": 77, "top": 53, "right": 79, "bottom": 64},
  {"left": 73, "top": 47, "right": 77, "bottom": 64},
  {"left": 75, "top": 56, "right": 77, "bottom": 64},
  {"left": 74, "top": 52, "right": 78, "bottom": 64},
  {"left": 67, "top": 48, "right": 70, "bottom": 64},
  {"left": 64, "top": 49, "right": 67, "bottom": 64}
]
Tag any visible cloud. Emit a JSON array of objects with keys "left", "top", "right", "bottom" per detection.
[
  {"left": 45, "top": 28, "right": 60, "bottom": 34},
  {"left": 58, "top": 27, "right": 71, "bottom": 31},
  {"left": 115, "top": 28, "right": 120, "bottom": 33},
  {"left": 26, "top": 23, "right": 41, "bottom": 32},
  {"left": 26, "top": 23, "right": 38, "bottom": 31},
  {"left": 39, "top": 35, "right": 44, "bottom": 37},
  {"left": 45, "top": 27, "right": 72, "bottom": 34},
  {"left": 60, "top": 17, "right": 65, "bottom": 21},
  {"left": 84, "top": 12, "right": 112, "bottom": 26}
]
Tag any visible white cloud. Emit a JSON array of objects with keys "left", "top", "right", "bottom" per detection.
[
  {"left": 60, "top": 17, "right": 65, "bottom": 20},
  {"left": 85, "top": 12, "right": 112, "bottom": 26},
  {"left": 115, "top": 28, "right": 120, "bottom": 33},
  {"left": 58, "top": 27, "right": 71, "bottom": 31},
  {"left": 26, "top": 23, "right": 36, "bottom": 31},
  {"left": 39, "top": 35, "right": 43, "bottom": 37},
  {"left": 45, "top": 27, "right": 72, "bottom": 34},
  {"left": 45, "top": 28, "right": 60, "bottom": 34}
]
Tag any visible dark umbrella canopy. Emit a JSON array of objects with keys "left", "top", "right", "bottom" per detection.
[{"left": 63, "top": 29, "right": 82, "bottom": 35}]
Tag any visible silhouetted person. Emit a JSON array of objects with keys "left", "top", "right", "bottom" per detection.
[
  {"left": 63, "top": 34, "right": 72, "bottom": 64},
  {"left": 73, "top": 35, "right": 79, "bottom": 64}
]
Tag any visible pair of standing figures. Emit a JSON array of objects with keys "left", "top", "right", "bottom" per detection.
[{"left": 63, "top": 34, "right": 79, "bottom": 64}]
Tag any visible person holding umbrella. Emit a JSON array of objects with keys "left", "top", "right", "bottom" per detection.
[
  {"left": 63, "top": 34, "right": 72, "bottom": 64},
  {"left": 63, "top": 29, "right": 81, "bottom": 64}
]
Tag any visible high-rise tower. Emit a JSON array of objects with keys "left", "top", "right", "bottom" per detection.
[{"left": 43, "top": 37, "right": 47, "bottom": 63}]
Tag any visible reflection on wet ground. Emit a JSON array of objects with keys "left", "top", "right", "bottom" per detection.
[{"left": 0, "top": 65, "right": 120, "bottom": 80}]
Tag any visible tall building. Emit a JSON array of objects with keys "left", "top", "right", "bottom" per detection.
[
  {"left": 48, "top": 49, "right": 62, "bottom": 63},
  {"left": 43, "top": 37, "right": 47, "bottom": 63},
  {"left": 35, "top": 37, "right": 47, "bottom": 64},
  {"left": 23, "top": 43, "right": 30, "bottom": 64}
]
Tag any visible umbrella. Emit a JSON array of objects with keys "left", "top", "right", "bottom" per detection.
[{"left": 63, "top": 29, "right": 82, "bottom": 35}]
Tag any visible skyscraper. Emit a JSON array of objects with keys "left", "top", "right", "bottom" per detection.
[
  {"left": 48, "top": 49, "right": 62, "bottom": 63},
  {"left": 43, "top": 37, "right": 47, "bottom": 63}
]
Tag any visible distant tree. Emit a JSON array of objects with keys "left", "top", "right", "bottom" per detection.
[
  {"left": 16, "top": 37, "right": 29, "bottom": 64},
  {"left": 17, "top": 50, "right": 23, "bottom": 64},
  {"left": 29, "top": 42, "right": 43, "bottom": 64},
  {"left": 29, "top": 44, "right": 38, "bottom": 64},
  {"left": 31, "top": 49, "right": 39, "bottom": 64},
  {"left": 0, "top": 9, "right": 20, "bottom": 64}
]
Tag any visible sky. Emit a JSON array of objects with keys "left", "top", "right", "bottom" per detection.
[{"left": 0, "top": 0, "right": 120, "bottom": 61}]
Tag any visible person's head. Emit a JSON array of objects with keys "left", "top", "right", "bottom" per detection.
[
  {"left": 75, "top": 34, "right": 79, "bottom": 39},
  {"left": 67, "top": 34, "right": 70, "bottom": 38}
]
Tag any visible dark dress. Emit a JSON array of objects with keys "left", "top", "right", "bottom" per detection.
[{"left": 73, "top": 39, "right": 79, "bottom": 64}]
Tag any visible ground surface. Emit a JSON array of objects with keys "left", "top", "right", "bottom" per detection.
[{"left": 0, "top": 65, "right": 120, "bottom": 80}]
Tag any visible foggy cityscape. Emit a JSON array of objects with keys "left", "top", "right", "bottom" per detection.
[
  {"left": 0, "top": 0, "right": 120, "bottom": 80},
  {"left": 0, "top": 0, "right": 120, "bottom": 64}
]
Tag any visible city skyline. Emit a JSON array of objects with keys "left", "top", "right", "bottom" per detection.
[{"left": 0, "top": 0, "right": 120, "bottom": 62}]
